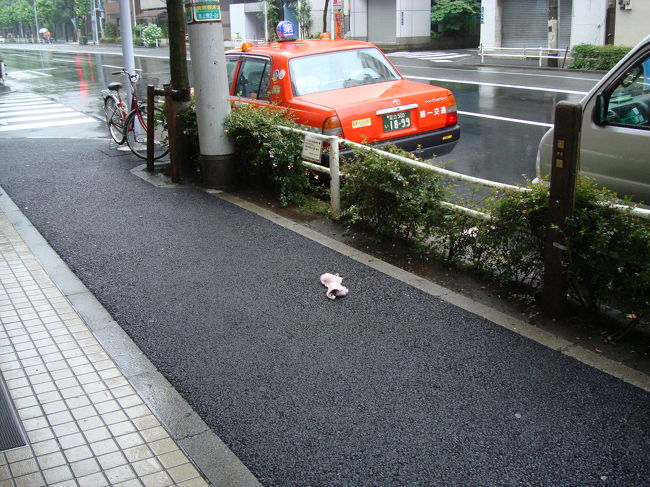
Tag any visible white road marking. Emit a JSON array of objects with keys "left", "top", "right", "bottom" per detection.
[
  {"left": 0, "top": 103, "right": 63, "bottom": 115},
  {"left": 0, "top": 105, "right": 68, "bottom": 115},
  {"left": 0, "top": 101, "right": 57, "bottom": 109},
  {"left": 0, "top": 117, "right": 96, "bottom": 132},
  {"left": 405, "top": 75, "right": 589, "bottom": 95},
  {"left": 389, "top": 51, "right": 471, "bottom": 62},
  {"left": 395, "top": 63, "right": 600, "bottom": 82},
  {"left": 8, "top": 70, "right": 53, "bottom": 79},
  {"left": 458, "top": 110, "right": 553, "bottom": 128},
  {"left": 102, "top": 64, "right": 143, "bottom": 71},
  {"left": 0, "top": 107, "right": 74, "bottom": 118},
  {"left": 0, "top": 112, "right": 89, "bottom": 124}
]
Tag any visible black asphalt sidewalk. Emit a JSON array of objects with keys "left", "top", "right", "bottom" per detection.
[{"left": 0, "top": 137, "right": 648, "bottom": 487}]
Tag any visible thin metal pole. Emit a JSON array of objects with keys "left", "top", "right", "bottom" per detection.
[
  {"left": 146, "top": 84, "right": 154, "bottom": 172},
  {"left": 329, "top": 136, "right": 340, "bottom": 219},
  {"left": 32, "top": 0, "right": 39, "bottom": 41},
  {"left": 264, "top": 1, "right": 268, "bottom": 41},
  {"left": 118, "top": 0, "right": 136, "bottom": 101}
]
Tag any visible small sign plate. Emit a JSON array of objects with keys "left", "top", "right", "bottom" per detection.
[
  {"left": 185, "top": 0, "right": 221, "bottom": 23},
  {"left": 302, "top": 134, "right": 323, "bottom": 163}
]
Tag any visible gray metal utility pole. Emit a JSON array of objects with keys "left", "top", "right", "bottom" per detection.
[
  {"left": 90, "top": 0, "right": 99, "bottom": 45},
  {"left": 186, "top": 0, "right": 236, "bottom": 189},
  {"left": 548, "top": 0, "right": 558, "bottom": 67},
  {"left": 118, "top": 0, "right": 137, "bottom": 100}
]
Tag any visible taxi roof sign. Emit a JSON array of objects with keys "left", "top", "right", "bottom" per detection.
[{"left": 276, "top": 21, "right": 296, "bottom": 40}]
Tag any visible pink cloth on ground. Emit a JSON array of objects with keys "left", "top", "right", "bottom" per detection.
[{"left": 320, "top": 273, "right": 349, "bottom": 300}]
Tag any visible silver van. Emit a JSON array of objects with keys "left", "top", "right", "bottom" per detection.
[{"left": 537, "top": 34, "right": 650, "bottom": 203}]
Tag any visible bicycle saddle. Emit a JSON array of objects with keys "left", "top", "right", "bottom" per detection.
[{"left": 108, "top": 82, "right": 122, "bottom": 91}]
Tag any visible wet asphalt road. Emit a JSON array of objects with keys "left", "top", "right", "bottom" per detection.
[
  {"left": 0, "top": 137, "right": 648, "bottom": 486},
  {"left": 0, "top": 45, "right": 601, "bottom": 185}
]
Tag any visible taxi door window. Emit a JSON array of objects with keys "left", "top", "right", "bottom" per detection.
[
  {"left": 605, "top": 52, "right": 650, "bottom": 128},
  {"left": 226, "top": 56, "right": 239, "bottom": 91},
  {"left": 235, "top": 58, "right": 271, "bottom": 101}
]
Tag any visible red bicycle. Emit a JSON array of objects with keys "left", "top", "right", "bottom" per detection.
[{"left": 102, "top": 69, "right": 169, "bottom": 160}]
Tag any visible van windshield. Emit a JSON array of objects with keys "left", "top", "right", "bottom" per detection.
[{"left": 289, "top": 48, "right": 400, "bottom": 96}]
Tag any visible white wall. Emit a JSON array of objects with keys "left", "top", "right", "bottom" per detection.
[
  {"left": 479, "top": 0, "right": 499, "bottom": 47},
  {"left": 615, "top": 1, "right": 650, "bottom": 46},
  {"left": 139, "top": 0, "right": 165, "bottom": 11},
  {"left": 570, "top": 0, "right": 607, "bottom": 46},
  {"left": 230, "top": 4, "right": 246, "bottom": 39},
  {"left": 348, "top": 0, "right": 368, "bottom": 39},
  {"left": 397, "top": 0, "right": 431, "bottom": 39}
]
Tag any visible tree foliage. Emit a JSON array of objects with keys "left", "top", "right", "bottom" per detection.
[
  {"left": 0, "top": 0, "right": 76, "bottom": 36},
  {"left": 431, "top": 0, "right": 480, "bottom": 32}
]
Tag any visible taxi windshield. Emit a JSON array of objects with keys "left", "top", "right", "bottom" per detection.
[{"left": 289, "top": 47, "right": 400, "bottom": 96}]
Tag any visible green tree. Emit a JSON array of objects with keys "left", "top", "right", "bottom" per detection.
[
  {"left": 296, "top": 0, "right": 311, "bottom": 38},
  {"left": 74, "top": 0, "right": 89, "bottom": 36},
  {"left": 431, "top": 0, "right": 480, "bottom": 32},
  {"left": 3, "top": 0, "right": 36, "bottom": 35}
]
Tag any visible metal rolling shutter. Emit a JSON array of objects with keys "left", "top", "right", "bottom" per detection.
[
  {"left": 502, "top": 0, "right": 572, "bottom": 48},
  {"left": 559, "top": 0, "right": 573, "bottom": 48}
]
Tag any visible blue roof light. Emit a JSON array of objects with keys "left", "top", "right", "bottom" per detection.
[{"left": 276, "top": 21, "right": 296, "bottom": 41}]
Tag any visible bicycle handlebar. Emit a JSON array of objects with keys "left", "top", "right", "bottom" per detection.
[{"left": 111, "top": 69, "right": 139, "bottom": 83}]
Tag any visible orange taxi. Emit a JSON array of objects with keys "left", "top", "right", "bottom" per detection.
[{"left": 225, "top": 27, "right": 460, "bottom": 159}]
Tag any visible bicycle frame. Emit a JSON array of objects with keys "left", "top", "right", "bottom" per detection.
[
  {"left": 102, "top": 68, "right": 169, "bottom": 161},
  {"left": 102, "top": 70, "right": 147, "bottom": 143}
]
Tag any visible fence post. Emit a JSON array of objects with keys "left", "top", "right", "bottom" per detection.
[
  {"left": 539, "top": 47, "right": 543, "bottom": 67},
  {"left": 329, "top": 136, "right": 341, "bottom": 220},
  {"left": 541, "top": 101, "right": 582, "bottom": 319},
  {"left": 146, "top": 85, "right": 155, "bottom": 173}
]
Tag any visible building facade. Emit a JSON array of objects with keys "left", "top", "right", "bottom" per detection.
[
  {"left": 613, "top": 0, "right": 650, "bottom": 47},
  {"left": 229, "top": 0, "right": 433, "bottom": 50},
  {"left": 480, "top": 0, "right": 647, "bottom": 49}
]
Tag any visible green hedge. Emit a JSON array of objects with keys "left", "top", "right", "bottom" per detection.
[
  {"left": 224, "top": 106, "right": 310, "bottom": 207},
  {"left": 570, "top": 44, "right": 632, "bottom": 70}
]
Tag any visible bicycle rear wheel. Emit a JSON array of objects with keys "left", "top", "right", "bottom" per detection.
[
  {"left": 104, "top": 96, "right": 125, "bottom": 144},
  {"left": 125, "top": 107, "right": 169, "bottom": 160}
]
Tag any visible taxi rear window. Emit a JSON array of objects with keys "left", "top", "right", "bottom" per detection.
[{"left": 289, "top": 48, "right": 400, "bottom": 96}]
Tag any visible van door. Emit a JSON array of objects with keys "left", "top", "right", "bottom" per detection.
[{"left": 581, "top": 49, "right": 650, "bottom": 202}]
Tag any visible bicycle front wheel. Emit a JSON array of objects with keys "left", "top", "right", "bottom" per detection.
[
  {"left": 104, "top": 96, "right": 125, "bottom": 144},
  {"left": 125, "top": 107, "right": 169, "bottom": 160}
]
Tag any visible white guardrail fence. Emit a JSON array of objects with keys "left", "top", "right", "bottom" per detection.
[
  {"left": 478, "top": 45, "right": 572, "bottom": 68},
  {"left": 278, "top": 125, "right": 650, "bottom": 222}
]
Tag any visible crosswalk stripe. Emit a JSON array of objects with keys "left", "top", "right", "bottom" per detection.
[
  {"left": 388, "top": 51, "right": 471, "bottom": 62},
  {"left": 0, "top": 112, "right": 88, "bottom": 124},
  {"left": 0, "top": 117, "right": 96, "bottom": 132},
  {"left": 0, "top": 97, "right": 47, "bottom": 103},
  {"left": 0, "top": 101, "right": 58, "bottom": 109},
  {"left": 0, "top": 103, "right": 62, "bottom": 113},
  {"left": 0, "top": 107, "right": 73, "bottom": 117}
]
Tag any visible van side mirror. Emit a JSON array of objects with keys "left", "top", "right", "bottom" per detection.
[{"left": 594, "top": 93, "right": 608, "bottom": 126}]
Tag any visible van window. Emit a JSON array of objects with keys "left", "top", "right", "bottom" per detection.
[
  {"left": 235, "top": 57, "right": 271, "bottom": 101},
  {"left": 605, "top": 53, "right": 650, "bottom": 128}
]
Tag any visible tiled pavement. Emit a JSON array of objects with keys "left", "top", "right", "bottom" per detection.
[{"left": 0, "top": 211, "right": 208, "bottom": 486}]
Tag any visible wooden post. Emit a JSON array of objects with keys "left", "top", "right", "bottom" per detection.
[
  {"left": 164, "top": 84, "right": 180, "bottom": 183},
  {"left": 541, "top": 101, "right": 582, "bottom": 318},
  {"left": 146, "top": 85, "right": 154, "bottom": 173}
]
